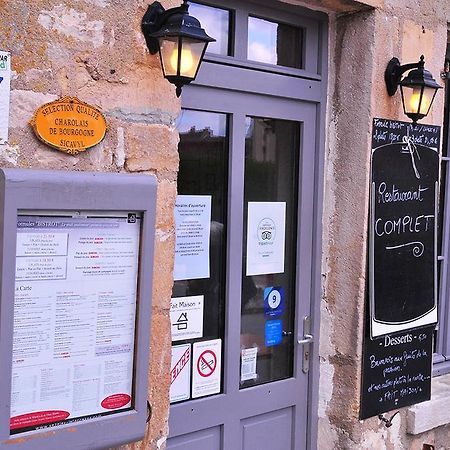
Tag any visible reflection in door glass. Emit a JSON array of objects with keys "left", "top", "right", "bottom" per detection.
[
  {"left": 240, "top": 117, "right": 300, "bottom": 388},
  {"left": 189, "top": 2, "right": 231, "bottom": 56},
  {"left": 171, "top": 109, "right": 228, "bottom": 403},
  {"left": 248, "top": 16, "right": 303, "bottom": 68}
]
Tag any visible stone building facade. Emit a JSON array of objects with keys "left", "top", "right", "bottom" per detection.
[{"left": 1, "top": 0, "right": 450, "bottom": 449}]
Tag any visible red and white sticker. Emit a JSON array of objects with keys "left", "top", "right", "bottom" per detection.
[
  {"left": 101, "top": 393, "right": 131, "bottom": 410},
  {"left": 192, "top": 339, "right": 221, "bottom": 399},
  {"left": 170, "top": 344, "right": 191, "bottom": 403},
  {"left": 10, "top": 410, "right": 70, "bottom": 430}
]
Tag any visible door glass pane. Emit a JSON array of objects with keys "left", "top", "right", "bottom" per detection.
[
  {"left": 240, "top": 117, "right": 300, "bottom": 388},
  {"left": 248, "top": 16, "right": 303, "bottom": 69},
  {"left": 189, "top": 2, "right": 231, "bottom": 56},
  {"left": 171, "top": 109, "right": 228, "bottom": 403}
]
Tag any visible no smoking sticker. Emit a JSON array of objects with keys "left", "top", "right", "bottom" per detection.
[
  {"left": 192, "top": 339, "right": 221, "bottom": 398},
  {"left": 197, "top": 350, "right": 217, "bottom": 377}
]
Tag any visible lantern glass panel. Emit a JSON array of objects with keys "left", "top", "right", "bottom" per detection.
[
  {"left": 159, "top": 37, "right": 207, "bottom": 79},
  {"left": 402, "top": 85, "right": 436, "bottom": 116},
  {"left": 159, "top": 37, "right": 179, "bottom": 77}
]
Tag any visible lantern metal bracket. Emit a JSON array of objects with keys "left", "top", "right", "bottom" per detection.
[
  {"left": 385, "top": 56, "right": 423, "bottom": 96},
  {"left": 141, "top": 1, "right": 188, "bottom": 55}
]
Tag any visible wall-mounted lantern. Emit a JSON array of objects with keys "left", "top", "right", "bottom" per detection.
[
  {"left": 142, "top": 0, "right": 215, "bottom": 97},
  {"left": 385, "top": 55, "right": 442, "bottom": 123}
]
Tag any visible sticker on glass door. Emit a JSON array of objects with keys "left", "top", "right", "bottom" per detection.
[
  {"left": 170, "top": 344, "right": 191, "bottom": 403},
  {"left": 192, "top": 339, "right": 222, "bottom": 398},
  {"left": 264, "top": 286, "right": 284, "bottom": 317},
  {"left": 246, "top": 202, "right": 286, "bottom": 276},
  {"left": 241, "top": 347, "right": 258, "bottom": 382},
  {"left": 170, "top": 295, "right": 204, "bottom": 341},
  {"left": 174, "top": 195, "right": 212, "bottom": 281}
]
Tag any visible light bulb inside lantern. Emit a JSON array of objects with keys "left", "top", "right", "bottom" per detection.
[
  {"left": 408, "top": 87, "right": 431, "bottom": 114},
  {"left": 170, "top": 47, "right": 195, "bottom": 76},
  {"left": 408, "top": 88, "right": 422, "bottom": 112}
]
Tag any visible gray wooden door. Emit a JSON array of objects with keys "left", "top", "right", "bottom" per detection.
[{"left": 168, "top": 3, "right": 327, "bottom": 449}]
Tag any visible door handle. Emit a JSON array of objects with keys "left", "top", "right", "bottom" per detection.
[
  {"left": 297, "top": 333, "right": 314, "bottom": 345},
  {"left": 297, "top": 316, "right": 313, "bottom": 374}
]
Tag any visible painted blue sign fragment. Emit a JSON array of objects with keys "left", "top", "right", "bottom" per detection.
[
  {"left": 264, "top": 286, "right": 284, "bottom": 317},
  {"left": 265, "top": 319, "right": 282, "bottom": 347},
  {"left": 0, "top": 77, "right": 3, "bottom": 84}
]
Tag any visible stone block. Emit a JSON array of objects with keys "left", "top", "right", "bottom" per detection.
[
  {"left": 125, "top": 123, "right": 179, "bottom": 173},
  {"left": 78, "top": 66, "right": 180, "bottom": 121},
  {"left": 9, "top": 90, "right": 58, "bottom": 130},
  {"left": 151, "top": 236, "right": 176, "bottom": 310},
  {"left": 155, "top": 179, "right": 177, "bottom": 230},
  {"left": 407, "top": 374, "right": 450, "bottom": 435}
]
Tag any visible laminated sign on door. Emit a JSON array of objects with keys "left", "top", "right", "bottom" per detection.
[{"left": 192, "top": 339, "right": 221, "bottom": 398}]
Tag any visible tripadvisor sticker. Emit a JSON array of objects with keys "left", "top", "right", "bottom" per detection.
[{"left": 30, "top": 97, "right": 108, "bottom": 155}]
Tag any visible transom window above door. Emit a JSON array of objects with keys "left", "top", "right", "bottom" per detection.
[
  {"left": 188, "top": 0, "right": 323, "bottom": 77},
  {"left": 188, "top": 3, "right": 232, "bottom": 56}
]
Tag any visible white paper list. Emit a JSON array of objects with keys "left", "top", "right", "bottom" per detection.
[{"left": 11, "top": 214, "right": 141, "bottom": 433}]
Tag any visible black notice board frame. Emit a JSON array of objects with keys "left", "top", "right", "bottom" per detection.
[{"left": 360, "top": 118, "right": 440, "bottom": 420}]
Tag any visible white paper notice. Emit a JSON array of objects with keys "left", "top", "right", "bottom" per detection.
[
  {"left": 240, "top": 347, "right": 258, "bottom": 382},
  {"left": 170, "top": 344, "right": 191, "bottom": 403},
  {"left": 246, "top": 202, "right": 286, "bottom": 276},
  {"left": 0, "top": 51, "right": 11, "bottom": 145},
  {"left": 11, "top": 214, "right": 141, "bottom": 433},
  {"left": 170, "top": 295, "right": 204, "bottom": 342},
  {"left": 174, "top": 195, "right": 211, "bottom": 281},
  {"left": 192, "top": 339, "right": 221, "bottom": 399}
]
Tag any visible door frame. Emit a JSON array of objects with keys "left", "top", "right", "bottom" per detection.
[{"left": 169, "top": 2, "right": 328, "bottom": 448}]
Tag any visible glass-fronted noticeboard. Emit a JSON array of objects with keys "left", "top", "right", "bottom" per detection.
[{"left": 0, "top": 168, "right": 156, "bottom": 450}]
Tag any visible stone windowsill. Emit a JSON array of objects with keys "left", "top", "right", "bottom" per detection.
[{"left": 406, "top": 373, "right": 450, "bottom": 435}]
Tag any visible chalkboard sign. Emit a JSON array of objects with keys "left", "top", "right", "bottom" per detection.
[
  {"left": 370, "top": 118, "right": 440, "bottom": 337},
  {"left": 360, "top": 326, "right": 433, "bottom": 419},
  {"left": 361, "top": 118, "right": 439, "bottom": 419}
]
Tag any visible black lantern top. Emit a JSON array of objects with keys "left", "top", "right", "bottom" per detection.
[
  {"left": 148, "top": 1, "right": 214, "bottom": 42},
  {"left": 400, "top": 55, "right": 441, "bottom": 91}
]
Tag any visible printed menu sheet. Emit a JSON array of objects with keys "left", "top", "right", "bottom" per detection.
[{"left": 11, "top": 213, "right": 141, "bottom": 433}]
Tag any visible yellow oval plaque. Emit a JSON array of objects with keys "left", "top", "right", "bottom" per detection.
[{"left": 30, "top": 97, "right": 108, "bottom": 155}]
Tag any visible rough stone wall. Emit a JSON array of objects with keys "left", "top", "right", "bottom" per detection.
[
  {"left": 319, "top": 1, "right": 450, "bottom": 449},
  {"left": 0, "top": 1, "right": 180, "bottom": 449},
  {"left": 4, "top": 0, "right": 450, "bottom": 449},
  {"left": 318, "top": 8, "right": 376, "bottom": 449}
]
